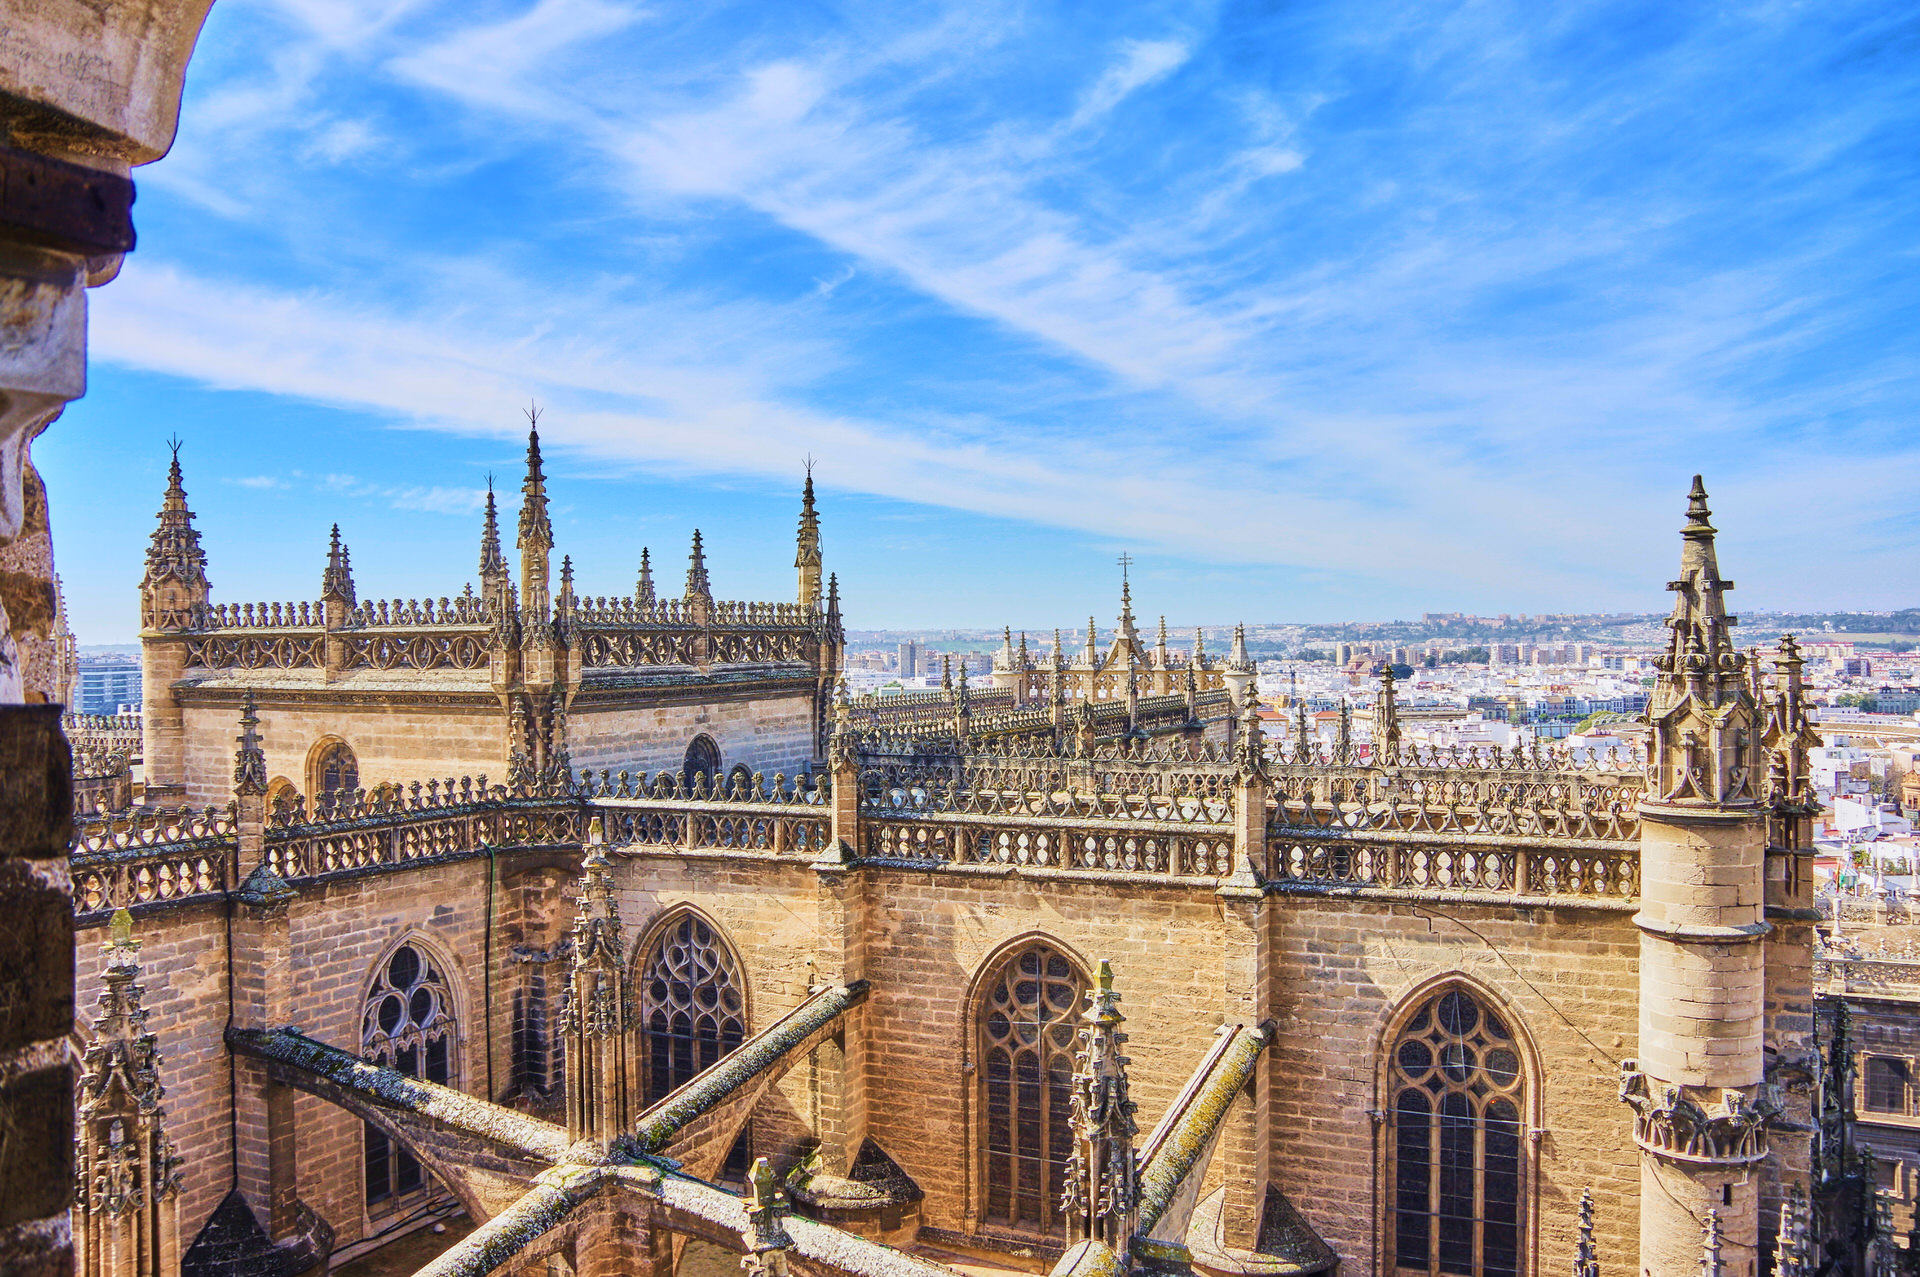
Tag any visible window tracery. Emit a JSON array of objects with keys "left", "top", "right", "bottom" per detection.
[
  {"left": 361, "top": 942, "right": 456, "bottom": 1208},
  {"left": 1389, "top": 986, "right": 1526, "bottom": 1277},
  {"left": 978, "top": 941, "right": 1085, "bottom": 1236},
  {"left": 637, "top": 911, "right": 749, "bottom": 1177}
]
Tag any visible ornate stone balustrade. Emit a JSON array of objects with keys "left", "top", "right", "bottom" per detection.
[
  {"left": 71, "top": 805, "right": 237, "bottom": 915},
  {"left": 1266, "top": 833, "right": 1639, "bottom": 904},
  {"left": 185, "top": 631, "right": 325, "bottom": 670},
  {"left": 198, "top": 600, "right": 323, "bottom": 628},
  {"left": 346, "top": 596, "right": 490, "bottom": 627},
  {"left": 341, "top": 629, "right": 492, "bottom": 671},
  {"left": 865, "top": 818, "right": 1235, "bottom": 878},
  {"left": 64, "top": 712, "right": 142, "bottom": 757},
  {"left": 70, "top": 736, "right": 1649, "bottom": 920}
]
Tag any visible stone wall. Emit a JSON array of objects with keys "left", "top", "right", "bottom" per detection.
[
  {"left": 73, "top": 840, "right": 1664, "bottom": 1277},
  {"left": 570, "top": 691, "right": 819, "bottom": 780},
  {"left": 164, "top": 687, "right": 818, "bottom": 804}
]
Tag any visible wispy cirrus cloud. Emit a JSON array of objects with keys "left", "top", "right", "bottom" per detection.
[{"left": 77, "top": 0, "right": 1920, "bottom": 624}]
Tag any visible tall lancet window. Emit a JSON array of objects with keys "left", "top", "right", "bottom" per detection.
[
  {"left": 362, "top": 942, "right": 457, "bottom": 1208},
  {"left": 637, "top": 911, "right": 749, "bottom": 1177},
  {"left": 1389, "top": 987, "right": 1526, "bottom": 1277},
  {"left": 978, "top": 942, "right": 1086, "bottom": 1236}
]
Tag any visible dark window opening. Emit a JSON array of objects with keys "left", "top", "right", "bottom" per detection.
[{"left": 979, "top": 943, "right": 1085, "bottom": 1237}]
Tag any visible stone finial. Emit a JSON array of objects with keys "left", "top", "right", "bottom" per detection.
[
  {"left": 941, "top": 655, "right": 953, "bottom": 698},
  {"left": 518, "top": 412, "right": 552, "bottom": 553},
  {"left": 1017, "top": 630, "right": 1030, "bottom": 669},
  {"left": 319, "top": 524, "right": 356, "bottom": 606},
  {"left": 232, "top": 689, "right": 266, "bottom": 798},
  {"left": 76, "top": 910, "right": 183, "bottom": 1277},
  {"left": 1084, "top": 616, "right": 1099, "bottom": 664},
  {"left": 1336, "top": 700, "right": 1352, "bottom": 764},
  {"left": 825, "top": 572, "right": 841, "bottom": 631},
  {"left": 1294, "top": 697, "right": 1310, "bottom": 759},
  {"left": 1062, "top": 959, "right": 1139, "bottom": 1252},
  {"left": 740, "top": 1157, "right": 796, "bottom": 1277},
  {"left": 479, "top": 477, "right": 506, "bottom": 580},
  {"left": 1573, "top": 1188, "right": 1599, "bottom": 1277},
  {"left": 685, "top": 529, "right": 712, "bottom": 601},
  {"left": 636, "top": 547, "right": 655, "bottom": 606}
]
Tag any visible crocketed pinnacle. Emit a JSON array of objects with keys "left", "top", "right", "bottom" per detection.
[
  {"left": 479, "top": 478, "right": 506, "bottom": 579},
  {"left": 636, "top": 547, "right": 654, "bottom": 605},
  {"left": 321, "top": 524, "right": 356, "bottom": 605},
  {"left": 142, "top": 441, "right": 208, "bottom": 590},
  {"left": 795, "top": 470, "right": 821, "bottom": 570},
  {"left": 1657, "top": 474, "right": 1740, "bottom": 692},
  {"left": 517, "top": 422, "right": 552, "bottom": 554},
  {"left": 686, "top": 530, "right": 711, "bottom": 600},
  {"left": 1228, "top": 622, "right": 1252, "bottom": 673},
  {"left": 1063, "top": 958, "right": 1139, "bottom": 1250},
  {"left": 233, "top": 690, "right": 267, "bottom": 798}
]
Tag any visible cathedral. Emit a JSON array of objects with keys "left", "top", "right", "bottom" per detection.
[{"left": 62, "top": 469, "right": 1835, "bottom": 1277}]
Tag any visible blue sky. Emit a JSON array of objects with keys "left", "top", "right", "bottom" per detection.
[{"left": 41, "top": 0, "right": 1920, "bottom": 641}]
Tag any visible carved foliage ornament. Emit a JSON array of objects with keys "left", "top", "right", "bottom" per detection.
[{"left": 1618, "top": 1061, "right": 1777, "bottom": 1165}]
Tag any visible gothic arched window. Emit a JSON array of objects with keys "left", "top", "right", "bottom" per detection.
[
  {"left": 683, "top": 735, "right": 721, "bottom": 787},
  {"left": 638, "top": 911, "right": 749, "bottom": 1180},
  {"left": 978, "top": 941, "right": 1086, "bottom": 1236},
  {"left": 315, "top": 739, "right": 358, "bottom": 795},
  {"left": 638, "top": 913, "right": 747, "bottom": 1100},
  {"left": 361, "top": 942, "right": 457, "bottom": 1208},
  {"left": 1389, "top": 987, "right": 1526, "bottom": 1277}
]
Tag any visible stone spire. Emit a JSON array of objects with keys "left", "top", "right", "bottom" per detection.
[
  {"left": 478, "top": 476, "right": 507, "bottom": 599},
  {"left": 1017, "top": 630, "right": 1030, "bottom": 670},
  {"left": 795, "top": 466, "right": 822, "bottom": 610},
  {"left": 1154, "top": 616, "right": 1169, "bottom": 668},
  {"left": 562, "top": 824, "right": 633, "bottom": 1150},
  {"left": 1062, "top": 959, "right": 1139, "bottom": 1252},
  {"left": 75, "top": 910, "right": 183, "bottom": 1277},
  {"left": 1223, "top": 622, "right": 1255, "bottom": 708},
  {"left": 1192, "top": 627, "right": 1206, "bottom": 667},
  {"left": 635, "top": 547, "right": 654, "bottom": 607},
  {"left": 140, "top": 440, "right": 210, "bottom": 631},
  {"left": 1335, "top": 700, "right": 1351, "bottom": 763},
  {"left": 517, "top": 413, "right": 553, "bottom": 621},
  {"left": 319, "top": 524, "right": 355, "bottom": 607},
  {"left": 1648, "top": 476, "right": 1757, "bottom": 808},
  {"left": 825, "top": 572, "right": 842, "bottom": 640},
  {"left": 1083, "top": 616, "right": 1099, "bottom": 666},
  {"left": 685, "top": 530, "right": 711, "bottom": 602},
  {"left": 1227, "top": 623, "right": 1252, "bottom": 672},
  {"left": 1294, "top": 698, "right": 1311, "bottom": 761}
]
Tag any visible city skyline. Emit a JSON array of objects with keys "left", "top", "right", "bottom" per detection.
[{"left": 43, "top": 0, "right": 1920, "bottom": 637}]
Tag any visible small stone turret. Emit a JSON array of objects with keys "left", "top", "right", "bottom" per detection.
[
  {"left": 1625, "top": 476, "right": 1775, "bottom": 1277},
  {"left": 139, "top": 442, "right": 209, "bottom": 632},
  {"left": 796, "top": 467, "right": 822, "bottom": 611},
  {"left": 75, "top": 910, "right": 183, "bottom": 1277},
  {"left": 562, "top": 824, "right": 633, "bottom": 1151},
  {"left": 1374, "top": 665, "right": 1400, "bottom": 762},
  {"left": 140, "top": 443, "right": 209, "bottom": 800}
]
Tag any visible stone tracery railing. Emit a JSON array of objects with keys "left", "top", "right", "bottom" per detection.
[{"left": 71, "top": 733, "right": 1649, "bottom": 918}]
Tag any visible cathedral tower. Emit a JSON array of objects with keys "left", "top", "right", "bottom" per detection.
[{"left": 1624, "top": 477, "right": 1774, "bottom": 1277}]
